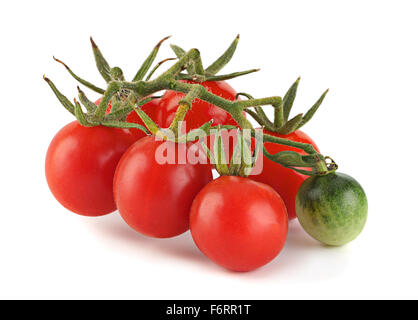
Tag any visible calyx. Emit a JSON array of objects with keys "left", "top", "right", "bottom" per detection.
[{"left": 242, "top": 78, "right": 329, "bottom": 135}]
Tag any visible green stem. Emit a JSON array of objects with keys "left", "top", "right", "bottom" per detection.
[
  {"left": 261, "top": 132, "right": 317, "bottom": 155},
  {"left": 46, "top": 43, "right": 332, "bottom": 176},
  {"left": 168, "top": 84, "right": 203, "bottom": 135}
]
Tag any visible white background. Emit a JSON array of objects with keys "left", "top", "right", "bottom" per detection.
[{"left": 1, "top": 0, "right": 417, "bottom": 299}]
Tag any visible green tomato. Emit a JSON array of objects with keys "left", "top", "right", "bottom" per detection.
[{"left": 296, "top": 172, "right": 367, "bottom": 246}]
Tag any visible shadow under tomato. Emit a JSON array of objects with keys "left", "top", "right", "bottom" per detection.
[
  {"left": 82, "top": 213, "right": 351, "bottom": 278},
  {"left": 246, "top": 221, "right": 352, "bottom": 280},
  {"left": 81, "top": 212, "right": 210, "bottom": 266}
]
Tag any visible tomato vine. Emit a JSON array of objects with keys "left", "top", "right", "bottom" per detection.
[{"left": 44, "top": 36, "right": 335, "bottom": 176}]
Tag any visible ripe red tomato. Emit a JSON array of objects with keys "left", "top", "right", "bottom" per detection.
[
  {"left": 45, "top": 121, "right": 139, "bottom": 216},
  {"left": 96, "top": 97, "right": 160, "bottom": 140},
  {"left": 156, "top": 80, "right": 241, "bottom": 131},
  {"left": 190, "top": 176, "right": 288, "bottom": 272},
  {"left": 113, "top": 135, "right": 213, "bottom": 238},
  {"left": 250, "top": 129, "right": 320, "bottom": 220}
]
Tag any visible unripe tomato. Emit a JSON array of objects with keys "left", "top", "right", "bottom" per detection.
[
  {"left": 190, "top": 176, "right": 288, "bottom": 272},
  {"left": 113, "top": 135, "right": 213, "bottom": 238},
  {"left": 45, "top": 121, "right": 139, "bottom": 216},
  {"left": 296, "top": 172, "right": 368, "bottom": 246}
]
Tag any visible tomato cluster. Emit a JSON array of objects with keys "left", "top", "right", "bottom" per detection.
[{"left": 45, "top": 37, "right": 367, "bottom": 272}]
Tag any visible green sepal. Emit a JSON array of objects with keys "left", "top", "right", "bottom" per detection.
[
  {"left": 177, "top": 69, "right": 259, "bottom": 82},
  {"left": 94, "top": 81, "right": 122, "bottom": 120},
  {"left": 146, "top": 58, "right": 177, "bottom": 81},
  {"left": 105, "top": 106, "right": 132, "bottom": 121},
  {"left": 278, "top": 113, "right": 303, "bottom": 135},
  {"left": 43, "top": 76, "right": 75, "bottom": 115},
  {"left": 199, "top": 139, "right": 216, "bottom": 166},
  {"left": 263, "top": 149, "right": 313, "bottom": 168},
  {"left": 74, "top": 99, "right": 97, "bottom": 127},
  {"left": 184, "top": 120, "right": 214, "bottom": 142},
  {"left": 262, "top": 148, "right": 328, "bottom": 176},
  {"left": 133, "top": 108, "right": 160, "bottom": 136},
  {"left": 90, "top": 37, "right": 112, "bottom": 83},
  {"left": 170, "top": 44, "right": 195, "bottom": 75},
  {"left": 283, "top": 77, "right": 300, "bottom": 121},
  {"left": 297, "top": 89, "right": 329, "bottom": 130},
  {"left": 191, "top": 50, "right": 205, "bottom": 76},
  {"left": 101, "top": 120, "right": 148, "bottom": 134},
  {"left": 243, "top": 77, "right": 327, "bottom": 136},
  {"left": 53, "top": 57, "right": 105, "bottom": 94},
  {"left": 229, "top": 134, "right": 243, "bottom": 176},
  {"left": 133, "top": 36, "right": 171, "bottom": 82},
  {"left": 205, "top": 34, "right": 240, "bottom": 75},
  {"left": 237, "top": 92, "right": 275, "bottom": 130},
  {"left": 273, "top": 102, "right": 285, "bottom": 129},
  {"left": 77, "top": 86, "right": 97, "bottom": 114},
  {"left": 170, "top": 44, "right": 186, "bottom": 58},
  {"left": 213, "top": 128, "right": 229, "bottom": 175},
  {"left": 110, "top": 67, "right": 125, "bottom": 81},
  {"left": 238, "top": 134, "right": 253, "bottom": 177}
]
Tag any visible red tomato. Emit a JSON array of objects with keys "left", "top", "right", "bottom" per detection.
[
  {"left": 156, "top": 80, "right": 241, "bottom": 131},
  {"left": 95, "top": 97, "right": 160, "bottom": 140},
  {"left": 190, "top": 176, "right": 288, "bottom": 272},
  {"left": 113, "top": 135, "right": 213, "bottom": 238},
  {"left": 45, "top": 121, "right": 139, "bottom": 216},
  {"left": 250, "top": 129, "right": 320, "bottom": 220}
]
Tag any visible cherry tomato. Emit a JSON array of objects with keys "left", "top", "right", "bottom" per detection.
[
  {"left": 45, "top": 121, "right": 139, "bottom": 216},
  {"left": 156, "top": 80, "right": 241, "bottom": 131},
  {"left": 113, "top": 135, "right": 213, "bottom": 238},
  {"left": 96, "top": 97, "right": 160, "bottom": 140},
  {"left": 190, "top": 176, "right": 288, "bottom": 272},
  {"left": 296, "top": 172, "right": 367, "bottom": 246},
  {"left": 250, "top": 129, "right": 320, "bottom": 220}
]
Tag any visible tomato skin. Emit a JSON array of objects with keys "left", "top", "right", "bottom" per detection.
[
  {"left": 96, "top": 97, "right": 160, "bottom": 140},
  {"left": 156, "top": 81, "right": 240, "bottom": 131},
  {"left": 113, "top": 135, "right": 213, "bottom": 238},
  {"left": 45, "top": 121, "right": 139, "bottom": 216},
  {"left": 296, "top": 172, "right": 368, "bottom": 246},
  {"left": 250, "top": 129, "right": 320, "bottom": 220},
  {"left": 190, "top": 176, "right": 288, "bottom": 272}
]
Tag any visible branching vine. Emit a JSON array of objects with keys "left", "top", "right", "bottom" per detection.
[{"left": 44, "top": 36, "right": 335, "bottom": 176}]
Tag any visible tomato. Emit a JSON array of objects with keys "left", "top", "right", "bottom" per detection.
[
  {"left": 190, "top": 176, "right": 288, "bottom": 272},
  {"left": 296, "top": 172, "right": 368, "bottom": 246},
  {"left": 95, "top": 97, "right": 160, "bottom": 140},
  {"left": 156, "top": 80, "right": 241, "bottom": 131},
  {"left": 250, "top": 129, "right": 320, "bottom": 220},
  {"left": 45, "top": 121, "right": 139, "bottom": 216},
  {"left": 113, "top": 135, "right": 213, "bottom": 238}
]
